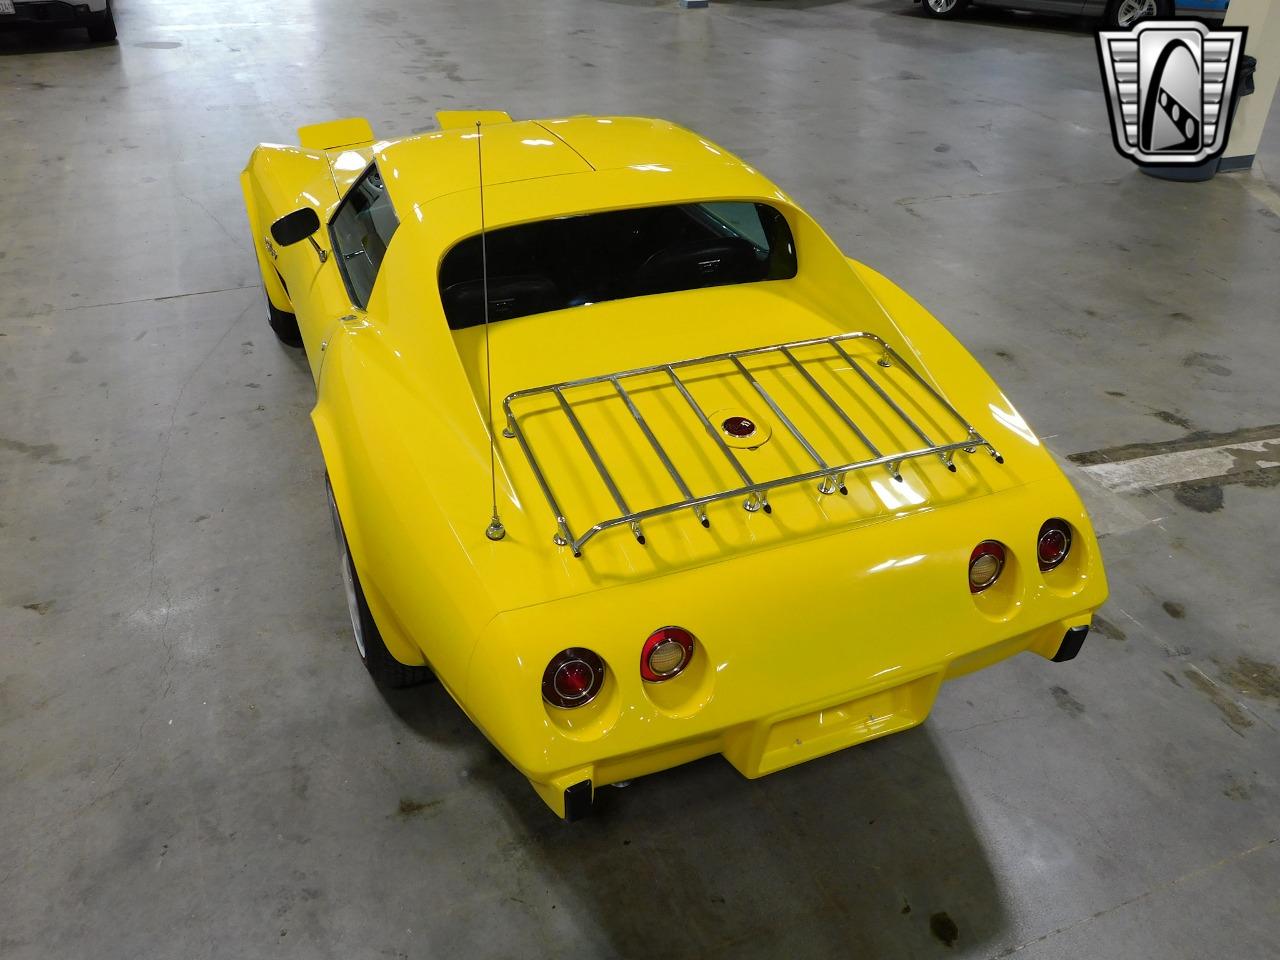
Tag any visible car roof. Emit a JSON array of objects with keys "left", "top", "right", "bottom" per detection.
[{"left": 374, "top": 116, "right": 782, "bottom": 214}]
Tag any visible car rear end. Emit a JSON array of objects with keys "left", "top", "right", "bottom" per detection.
[
  {"left": 449, "top": 298, "right": 1105, "bottom": 818},
  {"left": 465, "top": 464, "right": 1103, "bottom": 819}
]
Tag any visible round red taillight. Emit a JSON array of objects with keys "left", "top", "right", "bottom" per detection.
[
  {"left": 1037, "top": 519, "right": 1072, "bottom": 571},
  {"left": 542, "top": 648, "right": 605, "bottom": 708},
  {"left": 969, "top": 541, "right": 1006, "bottom": 593},
  {"left": 722, "top": 416, "right": 757, "bottom": 439},
  {"left": 640, "top": 626, "right": 696, "bottom": 682}
]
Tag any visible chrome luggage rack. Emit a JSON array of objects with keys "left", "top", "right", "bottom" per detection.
[{"left": 501, "top": 332, "right": 1003, "bottom": 556}]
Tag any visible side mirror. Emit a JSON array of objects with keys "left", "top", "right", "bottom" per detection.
[{"left": 270, "top": 207, "right": 321, "bottom": 246}]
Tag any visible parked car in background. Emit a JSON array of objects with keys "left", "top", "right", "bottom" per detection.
[
  {"left": 0, "top": 0, "right": 116, "bottom": 40},
  {"left": 1173, "top": 0, "right": 1228, "bottom": 18},
  {"left": 916, "top": 0, "right": 1226, "bottom": 28}
]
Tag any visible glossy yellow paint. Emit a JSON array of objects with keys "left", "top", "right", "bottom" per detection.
[{"left": 241, "top": 112, "right": 1108, "bottom": 818}]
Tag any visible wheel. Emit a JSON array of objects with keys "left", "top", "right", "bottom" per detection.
[
  {"left": 1104, "top": 0, "right": 1169, "bottom": 29},
  {"left": 264, "top": 285, "right": 303, "bottom": 347},
  {"left": 327, "top": 480, "right": 434, "bottom": 688},
  {"left": 919, "top": 0, "right": 970, "bottom": 19},
  {"left": 86, "top": 1, "right": 117, "bottom": 41}
]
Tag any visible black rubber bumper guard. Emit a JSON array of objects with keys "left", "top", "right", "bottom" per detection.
[
  {"left": 564, "top": 780, "right": 593, "bottom": 822},
  {"left": 1053, "top": 625, "right": 1089, "bottom": 663}
]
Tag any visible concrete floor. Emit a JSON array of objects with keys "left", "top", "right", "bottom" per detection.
[{"left": 3, "top": 0, "right": 1279, "bottom": 956}]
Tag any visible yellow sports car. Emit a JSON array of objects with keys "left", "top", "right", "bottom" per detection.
[{"left": 240, "top": 111, "right": 1107, "bottom": 819}]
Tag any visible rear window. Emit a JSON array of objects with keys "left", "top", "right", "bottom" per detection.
[{"left": 438, "top": 201, "right": 797, "bottom": 329}]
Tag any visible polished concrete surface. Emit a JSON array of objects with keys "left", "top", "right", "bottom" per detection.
[{"left": 2, "top": 1, "right": 1279, "bottom": 957}]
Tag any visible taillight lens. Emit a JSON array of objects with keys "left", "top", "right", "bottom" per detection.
[
  {"left": 542, "top": 648, "right": 605, "bottom": 708},
  {"left": 1037, "top": 519, "right": 1072, "bottom": 571},
  {"left": 969, "top": 541, "right": 1006, "bottom": 592},
  {"left": 640, "top": 626, "right": 696, "bottom": 682}
]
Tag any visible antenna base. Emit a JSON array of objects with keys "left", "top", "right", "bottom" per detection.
[{"left": 485, "top": 516, "right": 506, "bottom": 542}]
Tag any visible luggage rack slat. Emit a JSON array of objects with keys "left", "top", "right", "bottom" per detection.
[
  {"left": 500, "top": 332, "right": 1003, "bottom": 555},
  {"left": 665, "top": 366, "right": 771, "bottom": 514},
  {"left": 830, "top": 340, "right": 954, "bottom": 472},
  {"left": 729, "top": 355, "right": 840, "bottom": 494},
  {"left": 778, "top": 345, "right": 896, "bottom": 486},
  {"left": 611, "top": 378, "right": 709, "bottom": 528},
  {"left": 553, "top": 387, "right": 645, "bottom": 545},
  {"left": 503, "top": 403, "right": 577, "bottom": 550}
]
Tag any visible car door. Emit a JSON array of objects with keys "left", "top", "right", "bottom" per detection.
[
  {"left": 326, "top": 163, "right": 399, "bottom": 327},
  {"left": 285, "top": 163, "right": 399, "bottom": 382}
]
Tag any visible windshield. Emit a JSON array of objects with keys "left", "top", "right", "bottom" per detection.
[{"left": 438, "top": 201, "right": 797, "bottom": 329}]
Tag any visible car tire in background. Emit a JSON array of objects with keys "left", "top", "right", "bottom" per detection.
[
  {"left": 86, "top": 1, "right": 116, "bottom": 42},
  {"left": 327, "top": 480, "right": 435, "bottom": 689},
  {"left": 919, "top": 0, "right": 970, "bottom": 18},
  {"left": 264, "top": 285, "right": 304, "bottom": 347},
  {"left": 1104, "top": 0, "right": 1171, "bottom": 29}
]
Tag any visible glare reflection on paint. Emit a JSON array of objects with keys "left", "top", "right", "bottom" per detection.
[
  {"left": 867, "top": 554, "right": 925, "bottom": 574},
  {"left": 300, "top": 191, "right": 320, "bottom": 206},
  {"left": 629, "top": 163, "right": 671, "bottom": 173},
  {"left": 989, "top": 402, "right": 1038, "bottom": 445},
  {"left": 333, "top": 150, "right": 366, "bottom": 172},
  {"left": 871, "top": 478, "right": 926, "bottom": 510},
  {"left": 521, "top": 138, "right": 555, "bottom": 147}
]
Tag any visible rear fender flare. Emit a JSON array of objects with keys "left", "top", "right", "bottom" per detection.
[{"left": 311, "top": 402, "right": 429, "bottom": 668}]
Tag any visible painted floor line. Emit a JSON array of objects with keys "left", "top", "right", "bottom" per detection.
[{"left": 1079, "top": 437, "right": 1280, "bottom": 493}]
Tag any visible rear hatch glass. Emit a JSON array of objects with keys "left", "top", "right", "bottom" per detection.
[{"left": 438, "top": 201, "right": 797, "bottom": 329}]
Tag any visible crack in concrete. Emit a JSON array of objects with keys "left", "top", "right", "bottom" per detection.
[
  {"left": 107, "top": 301, "right": 253, "bottom": 785},
  {"left": 66, "top": 284, "right": 257, "bottom": 312},
  {"left": 178, "top": 190, "right": 240, "bottom": 246}
]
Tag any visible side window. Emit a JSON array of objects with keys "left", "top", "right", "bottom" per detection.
[{"left": 329, "top": 165, "right": 399, "bottom": 309}]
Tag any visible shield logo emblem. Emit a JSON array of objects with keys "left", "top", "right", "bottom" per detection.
[{"left": 1097, "top": 20, "right": 1248, "bottom": 168}]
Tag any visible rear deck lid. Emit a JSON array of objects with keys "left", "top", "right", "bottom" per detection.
[{"left": 472, "top": 292, "right": 1013, "bottom": 569}]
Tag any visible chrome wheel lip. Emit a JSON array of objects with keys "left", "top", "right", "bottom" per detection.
[
  {"left": 927, "top": 0, "right": 958, "bottom": 10},
  {"left": 327, "top": 484, "right": 366, "bottom": 661}
]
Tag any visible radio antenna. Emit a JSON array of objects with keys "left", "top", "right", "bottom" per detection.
[{"left": 477, "top": 121, "right": 505, "bottom": 542}]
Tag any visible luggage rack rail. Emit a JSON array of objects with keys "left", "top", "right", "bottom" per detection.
[{"left": 501, "top": 332, "right": 1003, "bottom": 556}]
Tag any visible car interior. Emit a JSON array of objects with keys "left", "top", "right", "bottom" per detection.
[{"left": 438, "top": 201, "right": 798, "bottom": 328}]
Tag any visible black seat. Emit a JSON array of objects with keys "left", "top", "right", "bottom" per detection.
[
  {"left": 630, "top": 237, "right": 764, "bottom": 298},
  {"left": 442, "top": 275, "right": 562, "bottom": 329}
]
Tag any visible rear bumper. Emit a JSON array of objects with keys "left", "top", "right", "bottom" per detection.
[
  {"left": 462, "top": 471, "right": 1107, "bottom": 818},
  {"left": 531, "top": 618, "right": 1089, "bottom": 817},
  {"left": 1, "top": 1, "right": 104, "bottom": 27}
]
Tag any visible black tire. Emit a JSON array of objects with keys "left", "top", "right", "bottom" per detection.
[
  {"left": 919, "top": 0, "right": 970, "bottom": 19},
  {"left": 1103, "top": 0, "right": 1170, "bottom": 29},
  {"left": 264, "top": 286, "right": 303, "bottom": 348},
  {"left": 86, "top": 1, "right": 116, "bottom": 41},
  {"left": 327, "top": 481, "right": 434, "bottom": 688}
]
